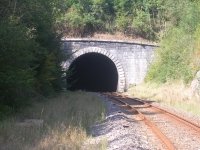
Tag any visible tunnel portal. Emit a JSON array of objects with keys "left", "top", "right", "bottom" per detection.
[{"left": 66, "top": 52, "right": 118, "bottom": 92}]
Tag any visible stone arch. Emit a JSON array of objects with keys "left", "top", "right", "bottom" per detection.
[{"left": 63, "top": 47, "right": 126, "bottom": 92}]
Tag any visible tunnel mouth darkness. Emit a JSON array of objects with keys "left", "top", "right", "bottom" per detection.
[{"left": 66, "top": 52, "right": 118, "bottom": 92}]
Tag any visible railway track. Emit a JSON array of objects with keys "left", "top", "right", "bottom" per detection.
[{"left": 102, "top": 92, "right": 200, "bottom": 150}]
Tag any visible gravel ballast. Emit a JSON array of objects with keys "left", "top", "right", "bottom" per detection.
[{"left": 86, "top": 94, "right": 165, "bottom": 150}]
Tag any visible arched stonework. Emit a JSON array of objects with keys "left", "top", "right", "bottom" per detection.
[{"left": 62, "top": 47, "right": 126, "bottom": 92}]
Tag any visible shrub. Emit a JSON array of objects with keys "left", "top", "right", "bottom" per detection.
[{"left": 146, "top": 1, "right": 200, "bottom": 83}]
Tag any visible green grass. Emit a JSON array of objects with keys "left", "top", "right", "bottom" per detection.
[{"left": 0, "top": 91, "right": 106, "bottom": 150}]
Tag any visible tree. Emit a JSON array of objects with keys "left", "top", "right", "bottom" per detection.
[{"left": 0, "top": 0, "right": 64, "bottom": 112}]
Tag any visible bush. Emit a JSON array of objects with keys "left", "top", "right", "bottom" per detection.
[
  {"left": 146, "top": 1, "right": 200, "bottom": 83},
  {"left": 132, "top": 10, "right": 155, "bottom": 39},
  {"left": 56, "top": 0, "right": 167, "bottom": 40},
  {"left": 0, "top": 20, "right": 36, "bottom": 107},
  {"left": 0, "top": 0, "right": 64, "bottom": 112}
]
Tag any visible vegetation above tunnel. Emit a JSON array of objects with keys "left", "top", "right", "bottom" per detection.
[
  {"left": 1, "top": 0, "right": 200, "bottom": 117},
  {"left": 56, "top": 0, "right": 167, "bottom": 40},
  {"left": 58, "top": 0, "right": 200, "bottom": 84},
  {"left": 58, "top": 0, "right": 200, "bottom": 83}
]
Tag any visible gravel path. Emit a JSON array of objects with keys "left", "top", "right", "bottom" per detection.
[{"left": 86, "top": 94, "right": 165, "bottom": 150}]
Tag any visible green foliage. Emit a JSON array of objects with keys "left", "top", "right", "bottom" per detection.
[
  {"left": 131, "top": 10, "right": 154, "bottom": 39},
  {"left": 193, "top": 25, "right": 200, "bottom": 70},
  {"left": 57, "top": 2, "right": 100, "bottom": 36},
  {"left": 115, "top": 15, "right": 129, "bottom": 32},
  {"left": 0, "top": 105, "right": 13, "bottom": 120},
  {"left": 56, "top": 0, "right": 166, "bottom": 40},
  {"left": 147, "top": 28, "right": 194, "bottom": 83},
  {"left": 0, "top": 20, "right": 36, "bottom": 107},
  {"left": 146, "top": 0, "right": 200, "bottom": 83},
  {"left": 0, "top": 0, "right": 64, "bottom": 112}
]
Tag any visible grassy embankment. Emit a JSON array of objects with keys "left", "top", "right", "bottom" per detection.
[
  {"left": 128, "top": 83, "right": 200, "bottom": 116},
  {"left": 0, "top": 91, "right": 106, "bottom": 150}
]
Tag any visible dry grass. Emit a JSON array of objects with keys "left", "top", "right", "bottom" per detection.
[
  {"left": 128, "top": 82, "right": 200, "bottom": 116},
  {"left": 0, "top": 91, "right": 106, "bottom": 150},
  {"left": 64, "top": 32, "right": 156, "bottom": 45},
  {"left": 93, "top": 32, "right": 156, "bottom": 45}
]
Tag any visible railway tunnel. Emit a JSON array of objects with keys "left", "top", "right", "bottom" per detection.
[{"left": 66, "top": 52, "right": 118, "bottom": 92}]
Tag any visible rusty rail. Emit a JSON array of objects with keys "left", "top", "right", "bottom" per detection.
[
  {"left": 103, "top": 93, "right": 176, "bottom": 150},
  {"left": 114, "top": 93, "right": 200, "bottom": 133}
]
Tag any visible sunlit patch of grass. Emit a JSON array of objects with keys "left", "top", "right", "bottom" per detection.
[
  {"left": 0, "top": 91, "right": 106, "bottom": 150},
  {"left": 128, "top": 83, "right": 200, "bottom": 116},
  {"left": 83, "top": 138, "right": 108, "bottom": 150}
]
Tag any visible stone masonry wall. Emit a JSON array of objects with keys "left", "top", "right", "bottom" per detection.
[{"left": 62, "top": 39, "right": 157, "bottom": 91}]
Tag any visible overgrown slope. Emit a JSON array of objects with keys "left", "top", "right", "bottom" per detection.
[
  {"left": 146, "top": 0, "right": 200, "bottom": 83},
  {"left": 56, "top": 0, "right": 168, "bottom": 40}
]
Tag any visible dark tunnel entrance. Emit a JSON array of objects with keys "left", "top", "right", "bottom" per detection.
[{"left": 66, "top": 53, "right": 118, "bottom": 92}]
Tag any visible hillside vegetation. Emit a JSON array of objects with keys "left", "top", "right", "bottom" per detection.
[
  {"left": 57, "top": 0, "right": 200, "bottom": 82},
  {"left": 1, "top": 0, "right": 200, "bottom": 117},
  {"left": 146, "top": 0, "right": 200, "bottom": 83},
  {"left": 56, "top": 0, "right": 167, "bottom": 40},
  {"left": 127, "top": 0, "right": 200, "bottom": 115},
  {"left": 0, "top": 0, "right": 65, "bottom": 116}
]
